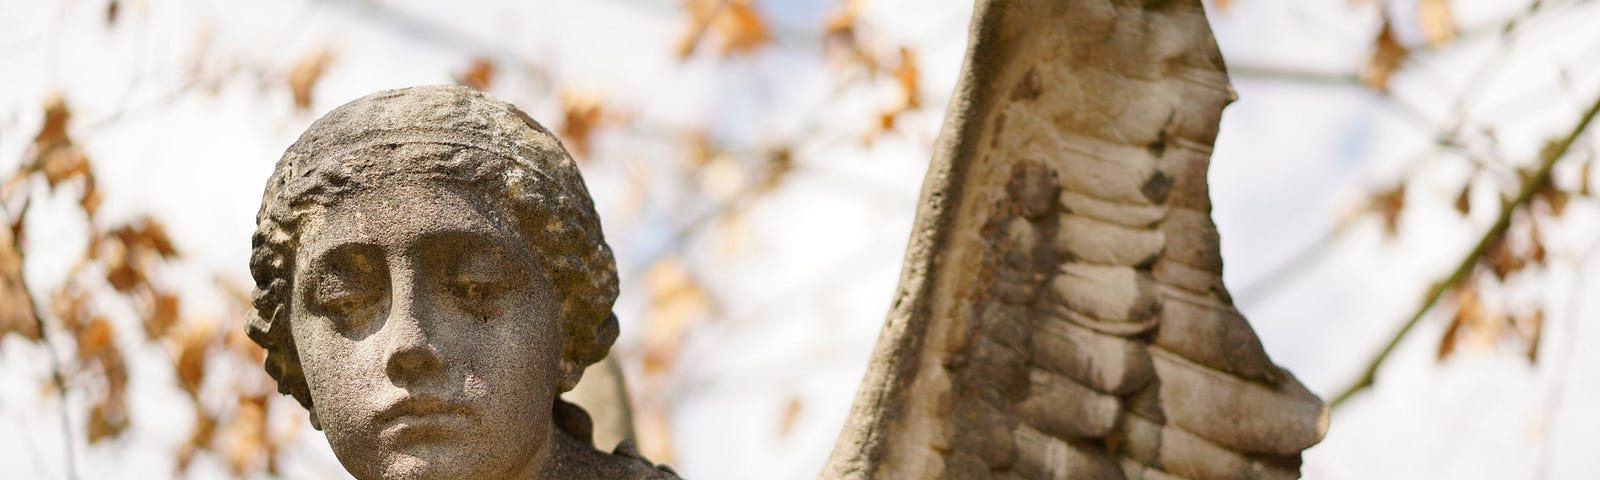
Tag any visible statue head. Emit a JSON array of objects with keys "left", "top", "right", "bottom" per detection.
[{"left": 246, "top": 85, "right": 620, "bottom": 478}]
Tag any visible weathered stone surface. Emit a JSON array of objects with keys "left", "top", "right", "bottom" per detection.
[
  {"left": 1018, "top": 368, "right": 1122, "bottom": 439},
  {"left": 1053, "top": 134, "right": 1163, "bottom": 204},
  {"left": 1007, "top": 161, "right": 1062, "bottom": 219},
  {"left": 946, "top": 452, "right": 996, "bottom": 480},
  {"left": 1156, "top": 142, "right": 1214, "bottom": 212},
  {"left": 1113, "top": 414, "right": 1298, "bottom": 480},
  {"left": 1013, "top": 425, "right": 1125, "bottom": 480},
  {"left": 968, "top": 336, "right": 1033, "bottom": 403},
  {"left": 1149, "top": 348, "right": 1329, "bottom": 456},
  {"left": 951, "top": 390, "right": 1018, "bottom": 469},
  {"left": 1053, "top": 213, "right": 1166, "bottom": 267},
  {"left": 1046, "top": 263, "right": 1163, "bottom": 330},
  {"left": 1151, "top": 256, "right": 1228, "bottom": 297},
  {"left": 1119, "top": 458, "right": 1186, "bottom": 480},
  {"left": 1032, "top": 316, "right": 1154, "bottom": 395},
  {"left": 1059, "top": 190, "right": 1169, "bottom": 229},
  {"left": 1157, "top": 209, "right": 1224, "bottom": 273},
  {"left": 1154, "top": 286, "right": 1279, "bottom": 383},
  {"left": 248, "top": 85, "right": 674, "bottom": 479}
]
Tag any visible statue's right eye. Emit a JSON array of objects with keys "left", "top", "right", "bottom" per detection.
[
  {"left": 303, "top": 249, "right": 385, "bottom": 320},
  {"left": 307, "top": 279, "right": 383, "bottom": 318}
]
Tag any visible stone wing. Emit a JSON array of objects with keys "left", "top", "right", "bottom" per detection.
[{"left": 822, "top": 1, "right": 1328, "bottom": 478}]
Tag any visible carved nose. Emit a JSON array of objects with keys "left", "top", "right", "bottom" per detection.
[
  {"left": 383, "top": 281, "right": 444, "bottom": 386},
  {"left": 385, "top": 335, "right": 443, "bottom": 386}
]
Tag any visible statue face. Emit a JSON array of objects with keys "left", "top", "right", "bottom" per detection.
[{"left": 289, "top": 175, "right": 564, "bottom": 479}]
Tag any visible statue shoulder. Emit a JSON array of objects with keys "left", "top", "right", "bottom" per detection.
[{"left": 605, "top": 439, "right": 682, "bottom": 479}]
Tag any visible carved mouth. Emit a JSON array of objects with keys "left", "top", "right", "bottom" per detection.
[{"left": 376, "top": 396, "right": 473, "bottom": 425}]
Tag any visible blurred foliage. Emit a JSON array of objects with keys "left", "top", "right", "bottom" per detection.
[
  {"left": 4, "top": 92, "right": 294, "bottom": 476},
  {"left": 4, "top": 0, "right": 1599, "bottom": 477},
  {"left": 0, "top": 0, "right": 930, "bottom": 475}
]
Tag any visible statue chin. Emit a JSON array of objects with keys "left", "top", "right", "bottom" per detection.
[{"left": 329, "top": 420, "right": 552, "bottom": 480}]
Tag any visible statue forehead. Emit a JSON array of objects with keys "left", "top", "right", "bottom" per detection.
[{"left": 297, "top": 179, "right": 510, "bottom": 246}]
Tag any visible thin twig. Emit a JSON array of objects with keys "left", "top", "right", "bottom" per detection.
[
  {"left": 1329, "top": 85, "right": 1600, "bottom": 409},
  {"left": 2, "top": 197, "right": 78, "bottom": 480}
]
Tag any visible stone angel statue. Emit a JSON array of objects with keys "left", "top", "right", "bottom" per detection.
[{"left": 243, "top": 0, "right": 1326, "bottom": 478}]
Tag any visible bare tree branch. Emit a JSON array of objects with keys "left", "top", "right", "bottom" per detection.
[{"left": 1329, "top": 85, "right": 1600, "bottom": 409}]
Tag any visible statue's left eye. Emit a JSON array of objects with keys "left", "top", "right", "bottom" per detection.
[{"left": 447, "top": 281, "right": 498, "bottom": 302}]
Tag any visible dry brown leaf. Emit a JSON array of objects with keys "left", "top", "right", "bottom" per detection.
[
  {"left": 33, "top": 92, "right": 70, "bottom": 149},
  {"left": 1483, "top": 232, "right": 1524, "bottom": 279},
  {"left": 105, "top": 240, "right": 146, "bottom": 293},
  {"left": 560, "top": 91, "right": 606, "bottom": 157},
  {"left": 823, "top": 0, "right": 861, "bottom": 42},
  {"left": 822, "top": 0, "right": 876, "bottom": 72},
  {"left": 713, "top": 0, "right": 770, "bottom": 56},
  {"left": 1454, "top": 183, "right": 1471, "bottom": 215},
  {"left": 1537, "top": 183, "right": 1570, "bottom": 216},
  {"left": 39, "top": 147, "right": 90, "bottom": 190},
  {"left": 145, "top": 291, "right": 181, "bottom": 340},
  {"left": 1529, "top": 219, "right": 1547, "bottom": 265},
  {"left": 458, "top": 57, "right": 495, "bottom": 91},
  {"left": 642, "top": 257, "right": 712, "bottom": 374},
  {"left": 861, "top": 110, "right": 898, "bottom": 146},
  {"left": 79, "top": 176, "right": 102, "bottom": 219},
  {"left": 77, "top": 315, "right": 116, "bottom": 363},
  {"left": 894, "top": 46, "right": 920, "bottom": 110},
  {"left": 1373, "top": 182, "right": 1406, "bottom": 236},
  {"left": 777, "top": 396, "right": 802, "bottom": 437},
  {"left": 674, "top": 0, "right": 717, "bottom": 59},
  {"left": 288, "top": 49, "right": 331, "bottom": 111},
  {"left": 1438, "top": 285, "right": 1513, "bottom": 359},
  {"left": 1581, "top": 158, "right": 1593, "bottom": 195},
  {"left": 177, "top": 410, "right": 218, "bottom": 474},
  {"left": 1519, "top": 310, "right": 1543, "bottom": 362},
  {"left": 1436, "top": 308, "right": 1463, "bottom": 360},
  {"left": 1361, "top": 19, "right": 1408, "bottom": 91},
  {"left": 1418, "top": 0, "right": 1456, "bottom": 46},
  {"left": 757, "top": 146, "right": 793, "bottom": 193},
  {"left": 51, "top": 287, "right": 89, "bottom": 331},
  {"left": 225, "top": 394, "right": 271, "bottom": 475},
  {"left": 176, "top": 330, "right": 207, "bottom": 397},
  {"left": 112, "top": 217, "right": 180, "bottom": 258},
  {"left": 686, "top": 131, "right": 715, "bottom": 168},
  {"left": 0, "top": 223, "right": 39, "bottom": 341},
  {"left": 676, "top": 0, "right": 771, "bottom": 58},
  {"left": 88, "top": 400, "right": 128, "bottom": 443},
  {"left": 80, "top": 315, "right": 131, "bottom": 443}
]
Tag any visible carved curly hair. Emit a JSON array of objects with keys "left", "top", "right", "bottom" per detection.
[{"left": 246, "top": 86, "right": 619, "bottom": 414}]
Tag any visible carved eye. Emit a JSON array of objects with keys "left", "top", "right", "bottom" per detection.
[
  {"left": 447, "top": 280, "right": 501, "bottom": 303},
  {"left": 320, "top": 291, "right": 379, "bottom": 317},
  {"left": 303, "top": 248, "right": 385, "bottom": 322}
]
